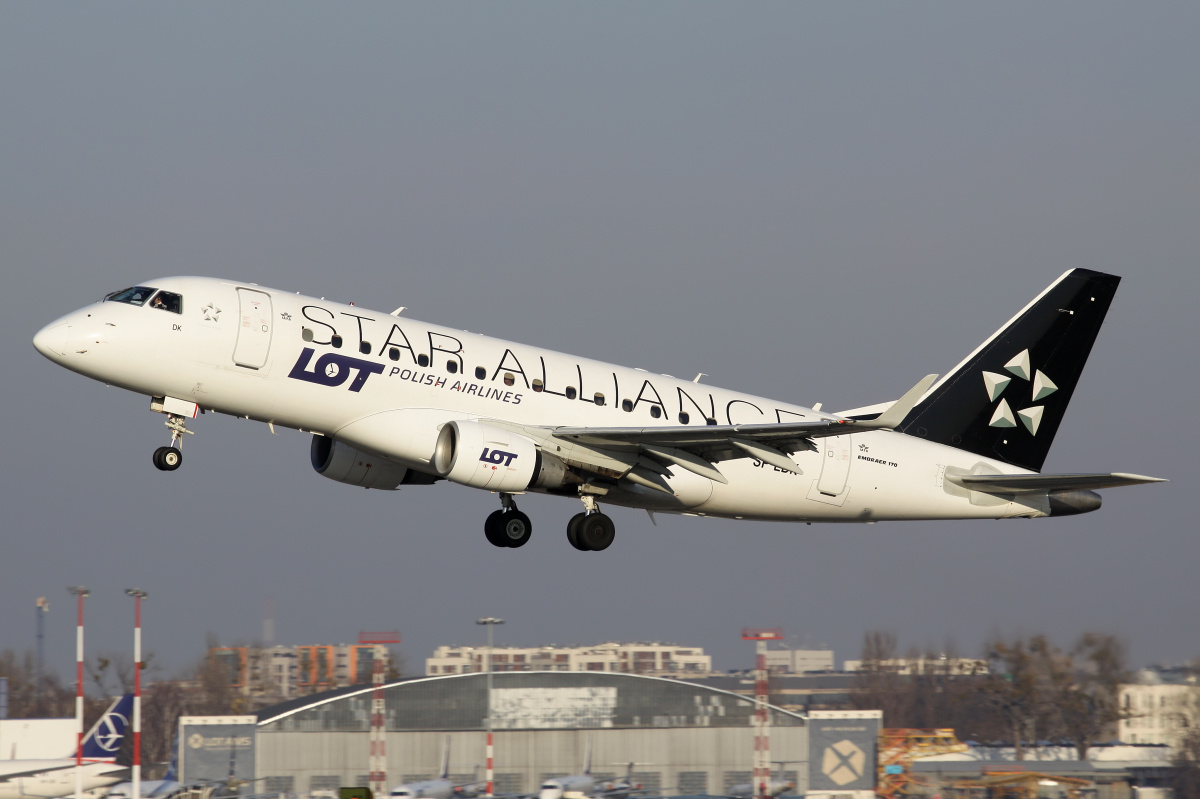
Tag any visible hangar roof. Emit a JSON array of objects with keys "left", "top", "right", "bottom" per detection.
[{"left": 258, "top": 671, "right": 805, "bottom": 732}]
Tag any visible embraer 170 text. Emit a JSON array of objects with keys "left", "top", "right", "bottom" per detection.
[{"left": 33, "top": 269, "right": 1164, "bottom": 551}]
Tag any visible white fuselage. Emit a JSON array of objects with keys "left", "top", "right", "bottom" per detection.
[
  {"left": 34, "top": 276, "right": 1046, "bottom": 522},
  {"left": 0, "top": 762, "right": 127, "bottom": 799}
]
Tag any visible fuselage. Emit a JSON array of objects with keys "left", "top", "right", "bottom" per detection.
[{"left": 33, "top": 276, "right": 1048, "bottom": 523}]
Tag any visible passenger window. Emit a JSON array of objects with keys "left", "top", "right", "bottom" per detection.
[
  {"left": 447, "top": 361, "right": 458, "bottom": 374},
  {"left": 417, "top": 354, "right": 430, "bottom": 367},
  {"left": 532, "top": 379, "right": 544, "bottom": 392},
  {"left": 594, "top": 392, "right": 605, "bottom": 406},
  {"left": 475, "top": 367, "right": 486, "bottom": 380},
  {"left": 359, "top": 341, "right": 372, "bottom": 355},
  {"left": 389, "top": 347, "right": 401, "bottom": 361},
  {"left": 566, "top": 387, "right": 578, "bottom": 400},
  {"left": 148, "top": 291, "right": 183, "bottom": 313},
  {"left": 503, "top": 372, "right": 515, "bottom": 387},
  {"left": 331, "top": 335, "right": 343, "bottom": 348},
  {"left": 105, "top": 286, "right": 157, "bottom": 307},
  {"left": 302, "top": 328, "right": 315, "bottom": 342},
  {"left": 679, "top": 412, "right": 690, "bottom": 424},
  {"left": 706, "top": 417, "right": 718, "bottom": 426},
  {"left": 622, "top": 399, "right": 634, "bottom": 412},
  {"left": 649, "top": 405, "right": 662, "bottom": 419}
]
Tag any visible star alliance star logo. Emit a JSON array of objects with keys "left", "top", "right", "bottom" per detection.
[
  {"left": 202, "top": 303, "right": 222, "bottom": 322},
  {"left": 983, "top": 349, "right": 1058, "bottom": 435}
]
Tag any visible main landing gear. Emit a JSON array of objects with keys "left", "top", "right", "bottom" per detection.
[
  {"left": 152, "top": 413, "right": 193, "bottom": 472},
  {"left": 566, "top": 495, "right": 616, "bottom": 552},
  {"left": 485, "top": 493, "right": 533, "bottom": 548},
  {"left": 482, "top": 493, "right": 617, "bottom": 551}
]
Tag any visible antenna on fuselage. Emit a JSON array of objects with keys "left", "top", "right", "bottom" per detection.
[
  {"left": 391, "top": 307, "right": 406, "bottom": 316},
  {"left": 693, "top": 373, "right": 707, "bottom": 383}
]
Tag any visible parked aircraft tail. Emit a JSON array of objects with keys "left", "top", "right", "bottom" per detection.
[
  {"left": 899, "top": 269, "right": 1120, "bottom": 471},
  {"left": 78, "top": 694, "right": 135, "bottom": 760}
]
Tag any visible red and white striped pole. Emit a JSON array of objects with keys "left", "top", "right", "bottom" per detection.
[
  {"left": 741, "top": 629, "right": 782, "bottom": 799},
  {"left": 126, "top": 589, "right": 148, "bottom": 799},
  {"left": 369, "top": 645, "right": 387, "bottom": 797},
  {"left": 69, "top": 586, "right": 89, "bottom": 799}
]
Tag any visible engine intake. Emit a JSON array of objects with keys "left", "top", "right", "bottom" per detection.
[
  {"left": 434, "top": 421, "right": 552, "bottom": 492},
  {"left": 311, "top": 435, "right": 410, "bottom": 490}
]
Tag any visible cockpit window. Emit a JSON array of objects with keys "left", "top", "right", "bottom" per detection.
[
  {"left": 104, "top": 286, "right": 157, "bottom": 306},
  {"left": 149, "top": 290, "right": 183, "bottom": 314}
]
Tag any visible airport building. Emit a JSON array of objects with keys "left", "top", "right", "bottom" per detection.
[
  {"left": 425, "top": 643, "right": 711, "bottom": 677},
  {"left": 241, "top": 671, "right": 838, "bottom": 797}
]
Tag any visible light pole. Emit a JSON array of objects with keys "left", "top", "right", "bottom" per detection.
[
  {"left": 476, "top": 618, "right": 504, "bottom": 798},
  {"left": 125, "top": 589, "right": 148, "bottom": 799},
  {"left": 68, "top": 586, "right": 89, "bottom": 799}
]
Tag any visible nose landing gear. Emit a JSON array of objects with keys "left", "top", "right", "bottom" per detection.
[
  {"left": 484, "top": 493, "right": 532, "bottom": 548},
  {"left": 153, "top": 413, "right": 193, "bottom": 472}
]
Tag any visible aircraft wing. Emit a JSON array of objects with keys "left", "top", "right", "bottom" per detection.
[
  {"left": 0, "top": 764, "right": 77, "bottom": 781},
  {"left": 949, "top": 472, "right": 1167, "bottom": 494},
  {"left": 546, "top": 375, "right": 937, "bottom": 485}
]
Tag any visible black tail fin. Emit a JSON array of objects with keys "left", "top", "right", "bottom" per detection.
[{"left": 899, "top": 269, "right": 1120, "bottom": 472}]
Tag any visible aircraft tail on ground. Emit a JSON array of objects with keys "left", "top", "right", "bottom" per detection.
[
  {"left": 78, "top": 694, "right": 135, "bottom": 760},
  {"left": 899, "top": 269, "right": 1121, "bottom": 472}
]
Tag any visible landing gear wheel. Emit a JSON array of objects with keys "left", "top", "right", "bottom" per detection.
[
  {"left": 577, "top": 513, "right": 616, "bottom": 551},
  {"left": 485, "top": 509, "right": 532, "bottom": 548},
  {"left": 484, "top": 510, "right": 508, "bottom": 547},
  {"left": 498, "top": 510, "right": 532, "bottom": 548},
  {"left": 153, "top": 446, "right": 182, "bottom": 472},
  {"left": 566, "top": 513, "right": 591, "bottom": 551}
]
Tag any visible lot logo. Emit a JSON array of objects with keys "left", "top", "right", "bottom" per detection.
[
  {"left": 93, "top": 712, "right": 129, "bottom": 752},
  {"left": 821, "top": 739, "right": 866, "bottom": 786},
  {"left": 480, "top": 448, "right": 518, "bottom": 467},
  {"left": 288, "top": 347, "right": 383, "bottom": 392}
]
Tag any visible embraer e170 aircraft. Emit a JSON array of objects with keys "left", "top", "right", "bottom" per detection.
[{"left": 32, "top": 269, "right": 1163, "bottom": 551}]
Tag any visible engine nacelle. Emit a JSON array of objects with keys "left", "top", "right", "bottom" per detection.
[
  {"left": 311, "top": 435, "right": 410, "bottom": 490},
  {"left": 433, "top": 421, "right": 545, "bottom": 492}
]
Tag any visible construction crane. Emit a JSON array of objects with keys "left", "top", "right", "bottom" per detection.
[{"left": 877, "top": 728, "right": 968, "bottom": 799}]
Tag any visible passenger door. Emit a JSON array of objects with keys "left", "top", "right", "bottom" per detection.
[{"left": 233, "top": 288, "right": 273, "bottom": 369}]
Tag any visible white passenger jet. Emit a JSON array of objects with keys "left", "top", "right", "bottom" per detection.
[
  {"left": 32, "top": 269, "right": 1164, "bottom": 551},
  {"left": 537, "top": 741, "right": 641, "bottom": 799},
  {"left": 0, "top": 695, "right": 134, "bottom": 799},
  {"left": 389, "top": 736, "right": 482, "bottom": 799}
]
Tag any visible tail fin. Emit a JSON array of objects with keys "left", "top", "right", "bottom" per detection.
[
  {"left": 583, "top": 736, "right": 592, "bottom": 776},
  {"left": 79, "top": 694, "right": 135, "bottom": 760},
  {"left": 440, "top": 734, "right": 451, "bottom": 780},
  {"left": 899, "top": 269, "right": 1120, "bottom": 472}
]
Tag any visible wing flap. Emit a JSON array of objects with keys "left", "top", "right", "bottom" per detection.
[{"left": 949, "top": 472, "right": 1167, "bottom": 494}]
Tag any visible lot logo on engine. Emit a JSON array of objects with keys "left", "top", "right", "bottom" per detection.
[
  {"left": 480, "top": 448, "right": 518, "bottom": 467},
  {"left": 288, "top": 347, "right": 384, "bottom": 392}
]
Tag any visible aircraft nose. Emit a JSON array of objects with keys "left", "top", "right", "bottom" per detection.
[{"left": 33, "top": 321, "right": 68, "bottom": 359}]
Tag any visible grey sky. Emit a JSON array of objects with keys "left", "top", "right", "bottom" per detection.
[{"left": 2, "top": 3, "right": 1197, "bottom": 685}]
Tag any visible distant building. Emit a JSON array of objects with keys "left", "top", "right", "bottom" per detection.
[
  {"left": 208, "top": 644, "right": 383, "bottom": 699},
  {"left": 1118, "top": 667, "right": 1200, "bottom": 746},
  {"left": 842, "top": 655, "right": 988, "bottom": 675},
  {"left": 426, "top": 642, "right": 710, "bottom": 676},
  {"left": 763, "top": 647, "right": 835, "bottom": 674}
]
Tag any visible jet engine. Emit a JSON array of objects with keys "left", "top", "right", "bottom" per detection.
[
  {"left": 433, "top": 420, "right": 569, "bottom": 492},
  {"left": 310, "top": 435, "right": 410, "bottom": 490}
]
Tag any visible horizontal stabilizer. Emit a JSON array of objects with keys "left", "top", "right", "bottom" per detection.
[{"left": 948, "top": 472, "right": 1167, "bottom": 494}]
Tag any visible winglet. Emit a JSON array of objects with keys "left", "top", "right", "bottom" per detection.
[{"left": 861, "top": 374, "right": 938, "bottom": 430}]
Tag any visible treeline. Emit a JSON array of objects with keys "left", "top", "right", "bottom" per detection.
[{"left": 850, "top": 630, "right": 1128, "bottom": 760}]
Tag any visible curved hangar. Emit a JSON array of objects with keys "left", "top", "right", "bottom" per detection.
[{"left": 255, "top": 671, "right": 808, "bottom": 796}]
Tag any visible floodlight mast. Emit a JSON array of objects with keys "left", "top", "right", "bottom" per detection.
[
  {"left": 476, "top": 618, "right": 505, "bottom": 797},
  {"left": 68, "top": 587, "right": 89, "bottom": 799},
  {"left": 742, "top": 628, "right": 784, "bottom": 799}
]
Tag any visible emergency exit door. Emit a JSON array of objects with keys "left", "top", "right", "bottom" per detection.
[
  {"left": 233, "top": 288, "right": 273, "bottom": 369},
  {"left": 817, "top": 434, "right": 853, "bottom": 496}
]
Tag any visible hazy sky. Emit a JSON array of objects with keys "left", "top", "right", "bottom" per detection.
[{"left": 2, "top": 3, "right": 1197, "bottom": 687}]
